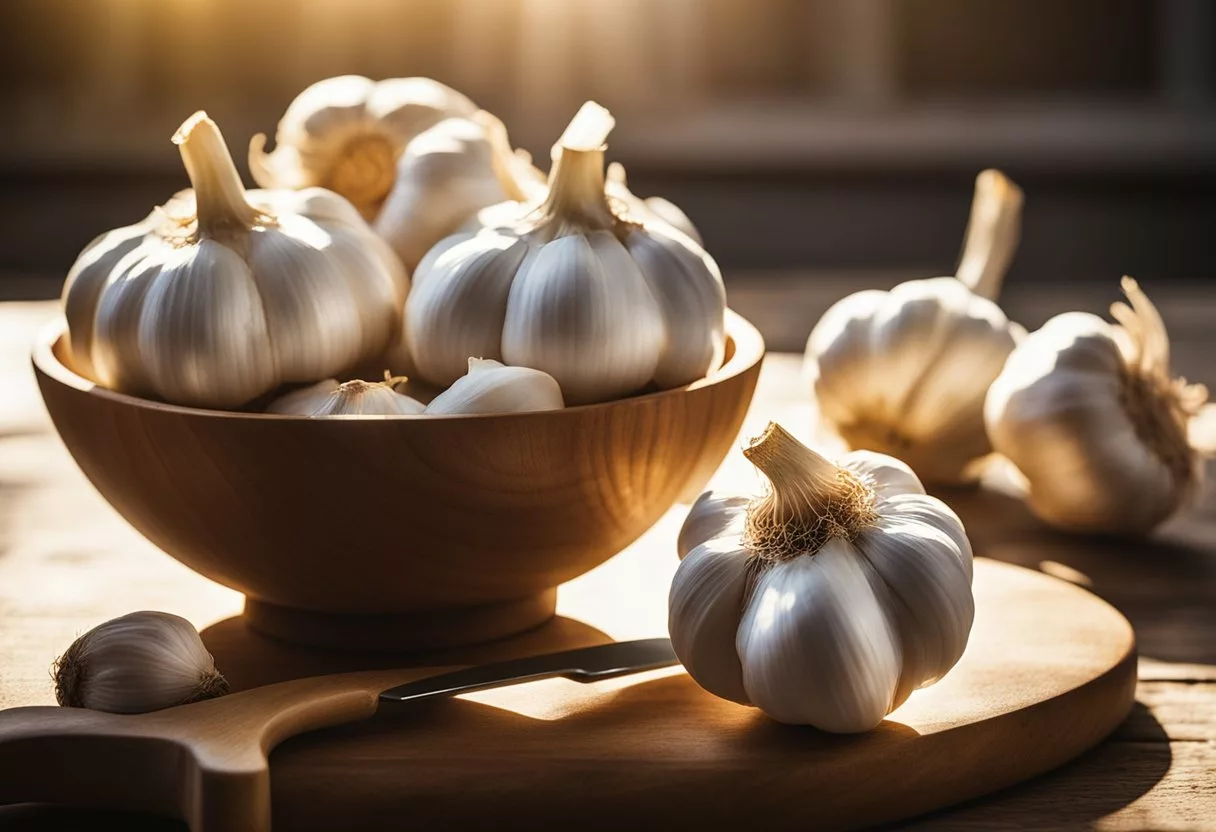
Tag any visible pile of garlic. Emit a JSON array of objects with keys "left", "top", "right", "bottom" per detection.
[{"left": 61, "top": 80, "right": 723, "bottom": 418}]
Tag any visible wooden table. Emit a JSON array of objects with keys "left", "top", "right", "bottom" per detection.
[{"left": 1, "top": 295, "right": 1214, "bottom": 830}]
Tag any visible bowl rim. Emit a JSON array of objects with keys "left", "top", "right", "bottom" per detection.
[{"left": 33, "top": 309, "right": 766, "bottom": 422}]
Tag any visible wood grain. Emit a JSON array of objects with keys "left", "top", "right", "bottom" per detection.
[
  {"left": 2, "top": 293, "right": 1215, "bottom": 831},
  {"left": 29, "top": 311, "right": 763, "bottom": 649},
  {"left": 0, "top": 560, "right": 1136, "bottom": 832}
]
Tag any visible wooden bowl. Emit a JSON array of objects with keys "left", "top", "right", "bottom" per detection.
[{"left": 33, "top": 311, "right": 764, "bottom": 649}]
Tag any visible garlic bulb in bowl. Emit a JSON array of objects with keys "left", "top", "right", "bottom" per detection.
[
  {"left": 268, "top": 376, "right": 424, "bottom": 416},
  {"left": 405, "top": 101, "right": 727, "bottom": 405},
  {"left": 425, "top": 359, "right": 564, "bottom": 415},
  {"left": 62, "top": 111, "right": 407, "bottom": 409},
  {"left": 804, "top": 170, "right": 1024, "bottom": 485},
  {"left": 669, "top": 422, "right": 974, "bottom": 732},
  {"left": 985, "top": 277, "right": 1213, "bottom": 535},
  {"left": 251, "top": 75, "right": 543, "bottom": 271}
]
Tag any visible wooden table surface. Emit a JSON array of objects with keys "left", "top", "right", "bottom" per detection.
[{"left": 1, "top": 293, "right": 1214, "bottom": 830}]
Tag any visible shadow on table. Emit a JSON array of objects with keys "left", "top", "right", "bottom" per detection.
[
  {"left": 888, "top": 701, "right": 1171, "bottom": 830},
  {"left": 938, "top": 483, "right": 1216, "bottom": 668}
]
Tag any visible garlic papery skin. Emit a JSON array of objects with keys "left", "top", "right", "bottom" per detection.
[
  {"left": 424, "top": 358, "right": 563, "bottom": 415},
  {"left": 252, "top": 76, "right": 543, "bottom": 273},
  {"left": 804, "top": 170, "right": 1024, "bottom": 485},
  {"left": 404, "top": 101, "right": 726, "bottom": 406},
  {"left": 62, "top": 112, "right": 408, "bottom": 410},
  {"left": 52, "top": 611, "right": 228, "bottom": 714},
  {"left": 668, "top": 423, "right": 975, "bottom": 733},
  {"left": 249, "top": 75, "right": 479, "bottom": 219},
  {"left": 985, "top": 277, "right": 1212, "bottom": 535},
  {"left": 267, "top": 376, "right": 424, "bottom": 416}
]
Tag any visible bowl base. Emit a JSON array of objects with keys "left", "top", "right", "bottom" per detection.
[{"left": 243, "top": 590, "right": 558, "bottom": 651}]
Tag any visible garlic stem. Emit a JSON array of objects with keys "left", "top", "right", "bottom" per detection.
[
  {"left": 742, "top": 423, "right": 877, "bottom": 562},
  {"left": 955, "top": 169, "right": 1023, "bottom": 301},
  {"left": 473, "top": 111, "right": 532, "bottom": 203},
  {"left": 530, "top": 102, "right": 619, "bottom": 239},
  {"left": 173, "top": 111, "right": 260, "bottom": 239}
]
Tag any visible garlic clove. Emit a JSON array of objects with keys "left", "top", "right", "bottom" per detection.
[
  {"left": 736, "top": 541, "right": 902, "bottom": 732},
  {"left": 53, "top": 611, "right": 227, "bottom": 714},
  {"left": 841, "top": 450, "right": 925, "bottom": 503},
  {"left": 668, "top": 537, "right": 752, "bottom": 705},
  {"left": 676, "top": 490, "right": 750, "bottom": 559},
  {"left": 424, "top": 358, "right": 564, "bottom": 415},
  {"left": 501, "top": 231, "right": 664, "bottom": 406},
  {"left": 880, "top": 493, "right": 974, "bottom": 580},
  {"left": 855, "top": 510, "right": 975, "bottom": 707},
  {"left": 624, "top": 226, "right": 727, "bottom": 389},
  {"left": 405, "top": 231, "right": 530, "bottom": 387},
  {"left": 267, "top": 377, "right": 424, "bottom": 416}
]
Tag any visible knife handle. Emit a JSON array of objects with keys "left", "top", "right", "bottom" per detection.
[{"left": 0, "top": 667, "right": 448, "bottom": 832}]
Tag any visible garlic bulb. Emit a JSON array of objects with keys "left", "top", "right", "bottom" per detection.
[
  {"left": 62, "top": 111, "right": 407, "bottom": 409},
  {"left": 425, "top": 358, "right": 564, "bottom": 415},
  {"left": 606, "top": 162, "right": 702, "bottom": 245},
  {"left": 251, "top": 75, "right": 543, "bottom": 272},
  {"left": 405, "top": 101, "right": 726, "bottom": 405},
  {"left": 804, "top": 170, "right": 1024, "bottom": 485},
  {"left": 669, "top": 423, "right": 974, "bottom": 733},
  {"left": 53, "top": 611, "right": 227, "bottom": 714},
  {"left": 268, "top": 376, "right": 424, "bottom": 416},
  {"left": 985, "top": 277, "right": 1213, "bottom": 535}
]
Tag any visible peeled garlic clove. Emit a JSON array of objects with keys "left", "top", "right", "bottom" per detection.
[
  {"left": 53, "top": 611, "right": 227, "bottom": 714},
  {"left": 405, "top": 101, "right": 726, "bottom": 406},
  {"left": 424, "top": 358, "right": 563, "bottom": 415},
  {"left": 268, "top": 377, "right": 424, "bottom": 416},
  {"left": 668, "top": 538, "right": 751, "bottom": 705},
  {"left": 985, "top": 277, "right": 1210, "bottom": 535},
  {"left": 805, "top": 170, "right": 1024, "bottom": 485},
  {"left": 669, "top": 422, "right": 976, "bottom": 732}
]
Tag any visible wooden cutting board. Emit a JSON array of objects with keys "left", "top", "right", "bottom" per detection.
[{"left": 0, "top": 556, "right": 1131, "bottom": 831}]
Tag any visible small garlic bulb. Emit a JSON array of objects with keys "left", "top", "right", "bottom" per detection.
[
  {"left": 405, "top": 101, "right": 726, "bottom": 405},
  {"left": 425, "top": 358, "right": 564, "bottom": 415},
  {"left": 804, "top": 170, "right": 1024, "bottom": 484},
  {"left": 53, "top": 611, "right": 228, "bottom": 714},
  {"left": 268, "top": 376, "right": 424, "bottom": 416},
  {"left": 251, "top": 75, "right": 543, "bottom": 272},
  {"left": 62, "top": 111, "right": 408, "bottom": 409},
  {"left": 669, "top": 423, "right": 974, "bottom": 733},
  {"left": 985, "top": 277, "right": 1213, "bottom": 535}
]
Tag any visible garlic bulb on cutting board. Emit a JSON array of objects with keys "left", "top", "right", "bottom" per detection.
[
  {"left": 425, "top": 359, "right": 564, "bottom": 415},
  {"left": 985, "top": 277, "right": 1214, "bottom": 535},
  {"left": 405, "top": 101, "right": 727, "bottom": 405},
  {"left": 669, "top": 423, "right": 974, "bottom": 733},
  {"left": 268, "top": 376, "right": 424, "bottom": 416},
  {"left": 53, "top": 611, "right": 228, "bottom": 714},
  {"left": 62, "top": 112, "right": 407, "bottom": 409},
  {"left": 804, "top": 170, "right": 1024, "bottom": 485},
  {"left": 251, "top": 75, "right": 543, "bottom": 271}
]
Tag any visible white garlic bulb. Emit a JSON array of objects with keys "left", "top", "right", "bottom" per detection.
[
  {"left": 62, "top": 111, "right": 407, "bottom": 410},
  {"left": 804, "top": 170, "right": 1024, "bottom": 484},
  {"left": 985, "top": 277, "right": 1213, "bottom": 535},
  {"left": 425, "top": 358, "right": 564, "bottom": 415},
  {"left": 251, "top": 75, "right": 543, "bottom": 272},
  {"left": 669, "top": 423, "right": 974, "bottom": 733},
  {"left": 53, "top": 611, "right": 227, "bottom": 714},
  {"left": 405, "top": 101, "right": 726, "bottom": 405},
  {"left": 268, "top": 376, "right": 424, "bottom": 416}
]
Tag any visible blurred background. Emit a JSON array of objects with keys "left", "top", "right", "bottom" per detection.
[{"left": 1, "top": 0, "right": 1214, "bottom": 348}]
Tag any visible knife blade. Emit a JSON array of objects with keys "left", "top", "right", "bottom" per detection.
[{"left": 379, "top": 638, "right": 678, "bottom": 703}]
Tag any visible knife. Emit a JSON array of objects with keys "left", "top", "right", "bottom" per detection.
[
  {"left": 380, "top": 637, "right": 679, "bottom": 702},
  {"left": 0, "top": 638, "right": 681, "bottom": 832}
]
